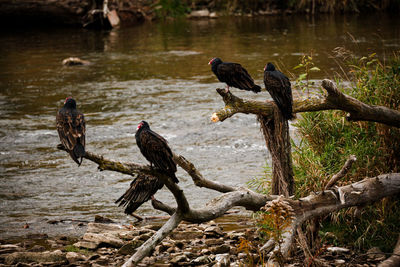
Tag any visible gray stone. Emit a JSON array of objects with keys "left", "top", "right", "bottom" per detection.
[
  {"left": 183, "top": 251, "right": 196, "bottom": 258},
  {"left": 204, "top": 225, "right": 224, "bottom": 237},
  {"left": 205, "top": 238, "right": 224, "bottom": 246},
  {"left": 117, "top": 240, "right": 144, "bottom": 255},
  {"left": 209, "top": 12, "right": 218, "bottom": 18},
  {"left": 215, "top": 253, "right": 230, "bottom": 267},
  {"left": 238, "top": 252, "right": 247, "bottom": 259},
  {"left": 4, "top": 250, "right": 66, "bottom": 265},
  {"left": 334, "top": 259, "right": 346, "bottom": 265},
  {"left": 66, "top": 251, "right": 87, "bottom": 263},
  {"left": 327, "top": 247, "right": 350, "bottom": 254},
  {"left": 171, "top": 231, "right": 203, "bottom": 240},
  {"left": 94, "top": 255, "right": 110, "bottom": 265},
  {"left": 88, "top": 254, "right": 100, "bottom": 260},
  {"left": 200, "top": 248, "right": 211, "bottom": 255},
  {"left": 210, "top": 244, "right": 230, "bottom": 254},
  {"left": 94, "top": 215, "right": 116, "bottom": 224},
  {"left": 189, "top": 9, "right": 210, "bottom": 18},
  {"left": 82, "top": 232, "right": 124, "bottom": 248},
  {"left": 0, "top": 244, "right": 22, "bottom": 254},
  {"left": 62, "top": 57, "right": 90, "bottom": 66},
  {"left": 28, "top": 245, "right": 46, "bottom": 252},
  {"left": 74, "top": 241, "right": 98, "bottom": 250},
  {"left": 170, "top": 254, "right": 188, "bottom": 264},
  {"left": 227, "top": 231, "right": 245, "bottom": 240},
  {"left": 86, "top": 222, "right": 126, "bottom": 234},
  {"left": 192, "top": 255, "right": 211, "bottom": 264}
]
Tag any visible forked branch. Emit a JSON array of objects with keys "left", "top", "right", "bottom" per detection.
[
  {"left": 265, "top": 173, "right": 400, "bottom": 264},
  {"left": 212, "top": 79, "right": 400, "bottom": 128}
]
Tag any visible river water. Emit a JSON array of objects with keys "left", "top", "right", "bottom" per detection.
[{"left": 0, "top": 14, "right": 399, "bottom": 238}]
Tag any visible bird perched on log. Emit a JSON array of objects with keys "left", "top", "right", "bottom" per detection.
[
  {"left": 209, "top": 57, "right": 261, "bottom": 93},
  {"left": 264, "top": 63, "right": 294, "bottom": 120},
  {"left": 135, "top": 121, "right": 179, "bottom": 183},
  {"left": 56, "top": 97, "right": 86, "bottom": 165},
  {"left": 115, "top": 173, "right": 164, "bottom": 214}
]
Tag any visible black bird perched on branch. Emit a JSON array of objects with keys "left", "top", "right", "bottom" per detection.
[
  {"left": 56, "top": 97, "right": 86, "bottom": 165},
  {"left": 115, "top": 173, "right": 164, "bottom": 214},
  {"left": 264, "top": 63, "right": 294, "bottom": 120},
  {"left": 135, "top": 121, "right": 179, "bottom": 183},
  {"left": 209, "top": 57, "right": 261, "bottom": 93}
]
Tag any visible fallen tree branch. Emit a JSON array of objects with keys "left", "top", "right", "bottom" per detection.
[
  {"left": 266, "top": 173, "right": 400, "bottom": 263},
  {"left": 57, "top": 144, "right": 233, "bottom": 194},
  {"left": 122, "top": 212, "right": 183, "bottom": 267},
  {"left": 211, "top": 79, "right": 400, "bottom": 128},
  {"left": 173, "top": 154, "right": 236, "bottom": 193},
  {"left": 57, "top": 145, "right": 273, "bottom": 265}
]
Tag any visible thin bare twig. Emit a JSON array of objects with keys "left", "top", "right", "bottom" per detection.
[{"left": 325, "top": 155, "right": 357, "bottom": 190}]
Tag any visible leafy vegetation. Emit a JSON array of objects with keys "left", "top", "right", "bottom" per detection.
[
  {"left": 154, "top": 0, "right": 190, "bottom": 18},
  {"left": 157, "top": 0, "right": 400, "bottom": 16},
  {"left": 292, "top": 51, "right": 400, "bottom": 252}
]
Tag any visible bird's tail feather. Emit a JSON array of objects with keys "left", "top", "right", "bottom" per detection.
[
  {"left": 73, "top": 143, "right": 85, "bottom": 166},
  {"left": 169, "top": 172, "right": 179, "bottom": 183}
]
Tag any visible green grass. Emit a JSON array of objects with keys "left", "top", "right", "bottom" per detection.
[{"left": 292, "top": 51, "right": 400, "bottom": 252}]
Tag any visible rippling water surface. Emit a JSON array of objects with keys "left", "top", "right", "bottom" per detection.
[{"left": 0, "top": 14, "right": 399, "bottom": 238}]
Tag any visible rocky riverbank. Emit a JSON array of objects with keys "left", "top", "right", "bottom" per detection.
[{"left": 0, "top": 216, "right": 390, "bottom": 266}]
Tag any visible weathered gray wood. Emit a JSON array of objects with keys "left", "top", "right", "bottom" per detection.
[
  {"left": 212, "top": 79, "right": 400, "bottom": 128},
  {"left": 258, "top": 109, "right": 294, "bottom": 196},
  {"left": 122, "top": 212, "right": 183, "bottom": 267},
  {"left": 271, "top": 173, "right": 400, "bottom": 262}
]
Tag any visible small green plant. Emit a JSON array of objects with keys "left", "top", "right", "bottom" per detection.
[
  {"left": 293, "top": 53, "right": 321, "bottom": 95},
  {"left": 256, "top": 196, "right": 294, "bottom": 265},
  {"left": 154, "top": 0, "right": 190, "bottom": 18},
  {"left": 247, "top": 164, "right": 272, "bottom": 195},
  {"left": 64, "top": 245, "right": 91, "bottom": 255}
]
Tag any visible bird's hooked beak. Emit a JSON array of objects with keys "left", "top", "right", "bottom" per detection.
[
  {"left": 208, "top": 58, "right": 214, "bottom": 65},
  {"left": 137, "top": 122, "right": 143, "bottom": 130}
]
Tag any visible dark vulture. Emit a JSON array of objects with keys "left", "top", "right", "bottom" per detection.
[
  {"left": 115, "top": 173, "right": 164, "bottom": 214},
  {"left": 264, "top": 63, "right": 294, "bottom": 120},
  {"left": 208, "top": 57, "right": 261, "bottom": 93},
  {"left": 135, "top": 121, "right": 179, "bottom": 183},
  {"left": 56, "top": 97, "right": 86, "bottom": 165}
]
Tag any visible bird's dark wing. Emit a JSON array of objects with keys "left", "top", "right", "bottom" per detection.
[
  {"left": 264, "top": 70, "right": 293, "bottom": 119},
  {"left": 217, "top": 63, "right": 259, "bottom": 91},
  {"left": 139, "top": 130, "right": 177, "bottom": 173},
  {"left": 56, "top": 109, "right": 86, "bottom": 164},
  {"left": 115, "top": 174, "right": 164, "bottom": 214}
]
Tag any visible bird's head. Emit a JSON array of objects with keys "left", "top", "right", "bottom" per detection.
[
  {"left": 264, "top": 62, "right": 275, "bottom": 72},
  {"left": 137, "top": 121, "right": 149, "bottom": 130},
  {"left": 208, "top": 57, "right": 222, "bottom": 65},
  {"left": 64, "top": 97, "right": 76, "bottom": 108}
]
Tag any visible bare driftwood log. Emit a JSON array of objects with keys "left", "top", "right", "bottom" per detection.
[
  {"left": 57, "top": 145, "right": 400, "bottom": 266},
  {"left": 264, "top": 173, "right": 400, "bottom": 264},
  {"left": 211, "top": 79, "right": 400, "bottom": 128},
  {"left": 57, "top": 145, "right": 272, "bottom": 265}
]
